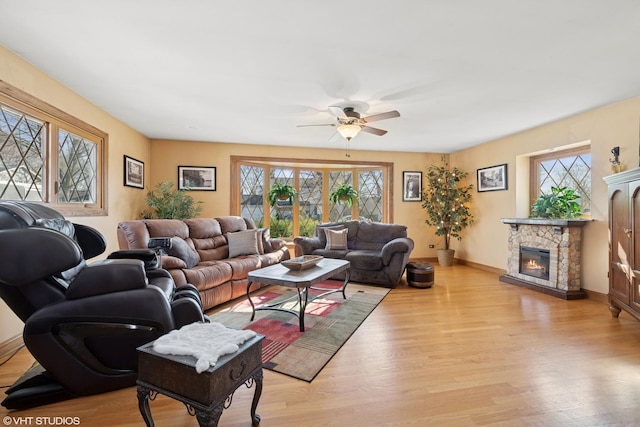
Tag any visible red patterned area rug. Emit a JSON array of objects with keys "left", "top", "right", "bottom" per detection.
[{"left": 208, "top": 281, "right": 389, "bottom": 382}]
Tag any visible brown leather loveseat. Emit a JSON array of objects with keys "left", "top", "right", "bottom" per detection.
[{"left": 117, "top": 216, "right": 290, "bottom": 311}]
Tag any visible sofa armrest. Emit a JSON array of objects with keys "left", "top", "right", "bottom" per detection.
[
  {"left": 381, "top": 238, "right": 414, "bottom": 265},
  {"left": 268, "top": 237, "right": 287, "bottom": 252},
  {"left": 293, "top": 236, "right": 322, "bottom": 255}
]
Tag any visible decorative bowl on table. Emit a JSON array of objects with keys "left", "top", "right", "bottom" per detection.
[{"left": 281, "top": 255, "right": 323, "bottom": 271}]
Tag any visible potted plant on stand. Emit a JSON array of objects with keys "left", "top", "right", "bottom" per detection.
[
  {"left": 329, "top": 184, "right": 359, "bottom": 207},
  {"left": 421, "top": 159, "right": 475, "bottom": 266}
]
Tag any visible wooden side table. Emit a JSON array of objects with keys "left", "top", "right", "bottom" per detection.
[{"left": 136, "top": 334, "right": 264, "bottom": 427}]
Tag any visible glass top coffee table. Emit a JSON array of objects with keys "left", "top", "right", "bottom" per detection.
[{"left": 246, "top": 258, "right": 350, "bottom": 332}]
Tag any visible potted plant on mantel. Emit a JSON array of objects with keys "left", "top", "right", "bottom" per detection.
[
  {"left": 268, "top": 183, "right": 297, "bottom": 207},
  {"left": 530, "top": 186, "right": 582, "bottom": 219},
  {"left": 329, "top": 184, "right": 359, "bottom": 207},
  {"left": 421, "top": 159, "right": 475, "bottom": 266}
]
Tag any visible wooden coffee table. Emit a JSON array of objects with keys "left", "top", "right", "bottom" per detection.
[{"left": 246, "top": 258, "right": 350, "bottom": 332}]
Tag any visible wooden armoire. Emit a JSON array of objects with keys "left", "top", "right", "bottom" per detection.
[{"left": 605, "top": 167, "right": 640, "bottom": 321}]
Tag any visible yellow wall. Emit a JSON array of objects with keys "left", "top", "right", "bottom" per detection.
[
  {"left": 451, "top": 95, "right": 640, "bottom": 294},
  {"left": 0, "top": 45, "right": 151, "bottom": 342},
  {"left": 150, "top": 139, "right": 443, "bottom": 258},
  {"left": 3, "top": 37, "right": 638, "bottom": 344}
]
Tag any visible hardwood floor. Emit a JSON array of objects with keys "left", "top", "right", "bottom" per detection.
[{"left": 2, "top": 265, "right": 640, "bottom": 426}]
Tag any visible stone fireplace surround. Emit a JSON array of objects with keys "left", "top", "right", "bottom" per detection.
[{"left": 499, "top": 218, "right": 588, "bottom": 300}]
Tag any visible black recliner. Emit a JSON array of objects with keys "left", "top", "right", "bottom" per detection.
[{"left": 0, "top": 201, "right": 205, "bottom": 410}]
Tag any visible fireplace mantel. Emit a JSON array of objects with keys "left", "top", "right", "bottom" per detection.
[
  {"left": 499, "top": 217, "right": 588, "bottom": 300},
  {"left": 500, "top": 218, "right": 588, "bottom": 227}
]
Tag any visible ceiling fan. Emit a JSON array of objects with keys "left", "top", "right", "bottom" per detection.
[{"left": 297, "top": 105, "right": 400, "bottom": 142}]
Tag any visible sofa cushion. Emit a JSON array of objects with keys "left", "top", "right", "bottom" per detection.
[
  {"left": 317, "top": 224, "right": 345, "bottom": 248},
  {"left": 325, "top": 228, "right": 348, "bottom": 250},
  {"left": 217, "top": 216, "right": 249, "bottom": 234},
  {"left": 227, "top": 230, "right": 260, "bottom": 257},
  {"left": 312, "top": 248, "right": 349, "bottom": 259},
  {"left": 346, "top": 250, "right": 384, "bottom": 270},
  {"left": 182, "top": 261, "right": 233, "bottom": 291},
  {"left": 144, "top": 219, "right": 190, "bottom": 239},
  {"left": 184, "top": 218, "right": 222, "bottom": 238},
  {"left": 354, "top": 221, "right": 407, "bottom": 250},
  {"left": 166, "top": 237, "right": 200, "bottom": 268}
]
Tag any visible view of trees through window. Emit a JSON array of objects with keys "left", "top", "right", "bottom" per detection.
[{"left": 237, "top": 160, "right": 389, "bottom": 238}]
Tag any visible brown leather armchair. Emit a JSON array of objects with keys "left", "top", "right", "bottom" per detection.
[{"left": 0, "top": 201, "right": 205, "bottom": 409}]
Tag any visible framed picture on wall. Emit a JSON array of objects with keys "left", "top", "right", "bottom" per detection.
[
  {"left": 123, "top": 155, "right": 144, "bottom": 189},
  {"left": 477, "top": 163, "right": 508, "bottom": 192},
  {"left": 403, "top": 171, "right": 422, "bottom": 202},
  {"left": 178, "top": 166, "right": 216, "bottom": 191}
]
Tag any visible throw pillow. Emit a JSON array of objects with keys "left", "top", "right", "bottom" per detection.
[
  {"left": 317, "top": 224, "right": 345, "bottom": 247},
  {"left": 227, "top": 230, "right": 260, "bottom": 257},
  {"left": 325, "top": 228, "right": 348, "bottom": 250},
  {"left": 166, "top": 237, "right": 200, "bottom": 269}
]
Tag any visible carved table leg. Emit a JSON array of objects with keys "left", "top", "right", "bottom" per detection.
[
  {"left": 195, "top": 405, "right": 223, "bottom": 427},
  {"left": 250, "top": 369, "right": 263, "bottom": 426},
  {"left": 137, "top": 386, "right": 154, "bottom": 427}
]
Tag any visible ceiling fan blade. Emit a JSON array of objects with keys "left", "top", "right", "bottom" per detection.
[
  {"left": 328, "top": 105, "right": 347, "bottom": 119},
  {"left": 361, "top": 110, "right": 400, "bottom": 123},
  {"left": 296, "top": 123, "right": 336, "bottom": 127},
  {"left": 328, "top": 131, "right": 342, "bottom": 142},
  {"left": 360, "top": 126, "right": 388, "bottom": 136}
]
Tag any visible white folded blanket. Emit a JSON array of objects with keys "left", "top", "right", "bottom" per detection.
[{"left": 153, "top": 322, "right": 257, "bottom": 373}]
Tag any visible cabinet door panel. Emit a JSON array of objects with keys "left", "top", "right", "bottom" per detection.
[
  {"left": 630, "top": 181, "right": 640, "bottom": 311},
  {"left": 610, "top": 184, "right": 630, "bottom": 303}
]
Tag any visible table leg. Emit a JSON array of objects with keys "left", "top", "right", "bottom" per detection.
[
  {"left": 247, "top": 280, "right": 257, "bottom": 320},
  {"left": 195, "top": 405, "right": 223, "bottom": 427},
  {"left": 137, "top": 386, "right": 154, "bottom": 427},
  {"left": 341, "top": 270, "right": 350, "bottom": 299},
  {"left": 297, "top": 288, "right": 309, "bottom": 332},
  {"left": 250, "top": 369, "right": 263, "bottom": 426}
]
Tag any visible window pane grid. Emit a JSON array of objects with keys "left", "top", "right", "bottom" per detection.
[
  {"left": 236, "top": 159, "right": 390, "bottom": 236},
  {"left": 534, "top": 149, "right": 591, "bottom": 215},
  {"left": 0, "top": 105, "right": 45, "bottom": 201},
  {"left": 239, "top": 165, "right": 264, "bottom": 224},
  {"left": 58, "top": 129, "right": 97, "bottom": 203}
]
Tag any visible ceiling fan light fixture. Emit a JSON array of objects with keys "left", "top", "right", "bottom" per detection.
[{"left": 337, "top": 124, "right": 361, "bottom": 141}]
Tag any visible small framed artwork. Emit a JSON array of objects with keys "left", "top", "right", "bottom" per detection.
[
  {"left": 403, "top": 171, "right": 422, "bottom": 202},
  {"left": 477, "top": 163, "right": 508, "bottom": 192},
  {"left": 178, "top": 166, "right": 216, "bottom": 191},
  {"left": 123, "top": 155, "right": 144, "bottom": 189}
]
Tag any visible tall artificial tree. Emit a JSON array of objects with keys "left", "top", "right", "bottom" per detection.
[{"left": 421, "top": 159, "right": 475, "bottom": 250}]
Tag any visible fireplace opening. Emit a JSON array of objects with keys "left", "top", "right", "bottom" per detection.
[{"left": 519, "top": 246, "right": 550, "bottom": 280}]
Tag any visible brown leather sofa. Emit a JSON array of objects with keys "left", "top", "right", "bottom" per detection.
[{"left": 117, "top": 217, "right": 290, "bottom": 311}]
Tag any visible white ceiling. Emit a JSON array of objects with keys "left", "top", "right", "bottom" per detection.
[{"left": 1, "top": 1, "right": 640, "bottom": 153}]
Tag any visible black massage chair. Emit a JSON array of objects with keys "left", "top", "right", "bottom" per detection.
[{"left": 0, "top": 201, "right": 205, "bottom": 409}]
